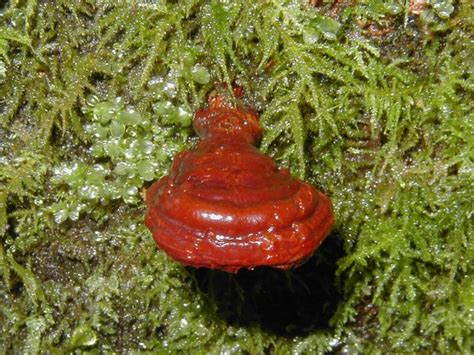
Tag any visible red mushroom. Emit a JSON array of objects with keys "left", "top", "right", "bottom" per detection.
[{"left": 145, "top": 94, "right": 334, "bottom": 273}]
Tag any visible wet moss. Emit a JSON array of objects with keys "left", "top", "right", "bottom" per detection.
[{"left": 1, "top": 0, "right": 472, "bottom": 353}]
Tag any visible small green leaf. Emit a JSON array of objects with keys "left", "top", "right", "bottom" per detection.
[
  {"left": 103, "top": 140, "right": 121, "bottom": 157},
  {"left": 110, "top": 120, "right": 125, "bottom": 137},
  {"left": 384, "top": 2, "right": 402, "bottom": 15},
  {"left": 119, "top": 109, "right": 142, "bottom": 126},
  {"left": 93, "top": 102, "right": 116, "bottom": 123},
  {"left": 9, "top": 255, "right": 45, "bottom": 306},
  {"left": 137, "top": 160, "right": 155, "bottom": 181},
  {"left": 176, "top": 106, "right": 192, "bottom": 127},
  {"left": 70, "top": 323, "right": 97, "bottom": 347},
  {"left": 91, "top": 124, "right": 109, "bottom": 139},
  {"left": 114, "top": 162, "right": 130, "bottom": 176},
  {"left": 191, "top": 65, "right": 211, "bottom": 84},
  {"left": 303, "top": 27, "right": 320, "bottom": 45},
  {"left": 316, "top": 17, "right": 341, "bottom": 41},
  {"left": 153, "top": 101, "right": 174, "bottom": 117}
]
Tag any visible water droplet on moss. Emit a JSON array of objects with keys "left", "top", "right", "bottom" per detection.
[
  {"left": 180, "top": 317, "right": 188, "bottom": 328},
  {"left": 433, "top": 0, "right": 454, "bottom": 19},
  {"left": 54, "top": 209, "right": 68, "bottom": 224},
  {"left": 79, "top": 185, "right": 100, "bottom": 200},
  {"left": 69, "top": 206, "right": 81, "bottom": 221},
  {"left": 141, "top": 140, "right": 154, "bottom": 155},
  {"left": 83, "top": 124, "right": 93, "bottom": 133},
  {"left": 148, "top": 76, "right": 164, "bottom": 87},
  {"left": 87, "top": 164, "right": 109, "bottom": 182},
  {"left": 122, "top": 185, "right": 138, "bottom": 202},
  {"left": 124, "top": 147, "right": 134, "bottom": 160},
  {"left": 163, "top": 81, "right": 177, "bottom": 98},
  {"left": 108, "top": 184, "right": 121, "bottom": 199}
]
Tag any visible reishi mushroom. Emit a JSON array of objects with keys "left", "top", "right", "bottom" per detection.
[{"left": 145, "top": 93, "right": 334, "bottom": 273}]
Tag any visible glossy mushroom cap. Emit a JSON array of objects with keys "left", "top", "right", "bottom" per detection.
[{"left": 145, "top": 98, "right": 334, "bottom": 273}]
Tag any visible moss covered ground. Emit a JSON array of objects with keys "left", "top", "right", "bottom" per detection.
[{"left": 0, "top": 0, "right": 473, "bottom": 353}]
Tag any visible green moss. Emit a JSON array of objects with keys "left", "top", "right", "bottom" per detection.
[{"left": 1, "top": 0, "right": 472, "bottom": 353}]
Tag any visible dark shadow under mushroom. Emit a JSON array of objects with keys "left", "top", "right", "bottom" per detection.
[{"left": 189, "top": 231, "right": 343, "bottom": 336}]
